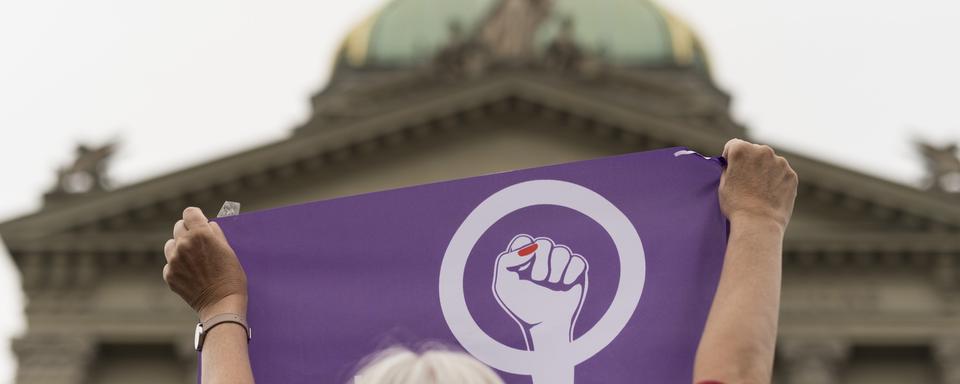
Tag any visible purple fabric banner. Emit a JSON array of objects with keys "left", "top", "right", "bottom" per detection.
[{"left": 215, "top": 147, "right": 727, "bottom": 383}]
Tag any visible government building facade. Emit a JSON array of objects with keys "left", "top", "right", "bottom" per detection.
[{"left": 2, "top": 0, "right": 959, "bottom": 383}]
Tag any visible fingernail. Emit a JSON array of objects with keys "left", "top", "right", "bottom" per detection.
[{"left": 518, "top": 243, "right": 538, "bottom": 257}]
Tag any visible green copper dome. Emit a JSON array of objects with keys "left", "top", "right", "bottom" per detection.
[{"left": 339, "top": 0, "right": 710, "bottom": 72}]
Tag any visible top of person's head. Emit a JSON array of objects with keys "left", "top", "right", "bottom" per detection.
[{"left": 352, "top": 345, "right": 503, "bottom": 384}]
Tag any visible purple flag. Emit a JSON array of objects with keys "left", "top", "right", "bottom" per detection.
[{"left": 215, "top": 147, "right": 727, "bottom": 383}]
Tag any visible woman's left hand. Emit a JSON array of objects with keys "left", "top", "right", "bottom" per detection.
[{"left": 163, "top": 207, "right": 248, "bottom": 319}]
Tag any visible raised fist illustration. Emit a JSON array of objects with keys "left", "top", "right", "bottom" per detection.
[{"left": 494, "top": 234, "right": 588, "bottom": 350}]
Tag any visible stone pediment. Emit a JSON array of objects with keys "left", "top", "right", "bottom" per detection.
[
  {"left": 302, "top": 69, "right": 742, "bottom": 137},
  {"left": 1, "top": 73, "right": 957, "bottom": 256}
]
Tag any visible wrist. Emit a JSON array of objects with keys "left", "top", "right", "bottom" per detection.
[
  {"left": 528, "top": 322, "right": 572, "bottom": 350},
  {"left": 199, "top": 293, "right": 248, "bottom": 322},
  {"left": 727, "top": 211, "right": 788, "bottom": 235}
]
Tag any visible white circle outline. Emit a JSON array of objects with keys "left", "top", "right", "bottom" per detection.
[{"left": 439, "top": 180, "right": 646, "bottom": 374}]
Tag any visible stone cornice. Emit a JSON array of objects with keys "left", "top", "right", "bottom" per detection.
[
  {"left": 785, "top": 232, "right": 960, "bottom": 255},
  {"left": 779, "top": 314, "right": 960, "bottom": 342},
  {"left": 788, "top": 152, "right": 960, "bottom": 229},
  {"left": 9, "top": 233, "right": 167, "bottom": 254},
  {"left": 24, "top": 312, "right": 193, "bottom": 337}
]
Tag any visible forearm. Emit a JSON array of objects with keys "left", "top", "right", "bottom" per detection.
[
  {"left": 694, "top": 216, "right": 784, "bottom": 383},
  {"left": 200, "top": 295, "right": 255, "bottom": 384}
]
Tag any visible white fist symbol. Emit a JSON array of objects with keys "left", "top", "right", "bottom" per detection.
[{"left": 494, "top": 234, "right": 588, "bottom": 350}]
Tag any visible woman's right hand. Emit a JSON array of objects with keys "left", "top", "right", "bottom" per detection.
[{"left": 718, "top": 138, "right": 799, "bottom": 231}]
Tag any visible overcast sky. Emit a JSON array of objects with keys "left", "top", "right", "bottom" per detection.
[{"left": 1, "top": 0, "right": 958, "bottom": 381}]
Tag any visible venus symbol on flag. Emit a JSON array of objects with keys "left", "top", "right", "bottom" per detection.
[{"left": 439, "top": 180, "right": 647, "bottom": 384}]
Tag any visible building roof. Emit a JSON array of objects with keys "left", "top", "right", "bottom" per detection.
[{"left": 1, "top": 71, "right": 958, "bottom": 251}]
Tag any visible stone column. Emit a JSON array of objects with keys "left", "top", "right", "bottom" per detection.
[
  {"left": 934, "top": 253, "right": 960, "bottom": 315},
  {"left": 779, "top": 339, "right": 849, "bottom": 384},
  {"left": 934, "top": 339, "right": 960, "bottom": 384},
  {"left": 13, "top": 335, "right": 95, "bottom": 384}
]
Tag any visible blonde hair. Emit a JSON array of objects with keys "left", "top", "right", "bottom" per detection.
[{"left": 352, "top": 345, "right": 504, "bottom": 384}]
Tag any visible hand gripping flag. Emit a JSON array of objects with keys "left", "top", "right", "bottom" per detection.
[{"left": 214, "top": 147, "right": 728, "bottom": 383}]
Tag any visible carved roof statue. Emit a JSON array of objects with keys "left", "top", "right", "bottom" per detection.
[
  {"left": 917, "top": 140, "right": 960, "bottom": 193},
  {"left": 543, "top": 17, "right": 594, "bottom": 74},
  {"left": 476, "top": 0, "right": 553, "bottom": 60},
  {"left": 45, "top": 142, "right": 116, "bottom": 200}
]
